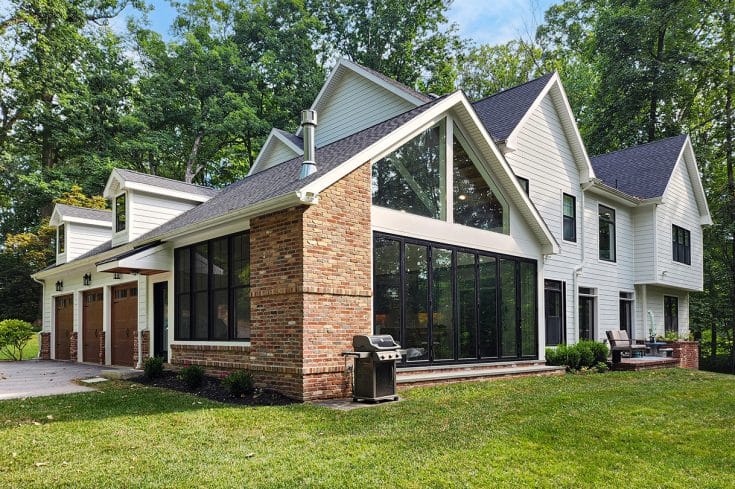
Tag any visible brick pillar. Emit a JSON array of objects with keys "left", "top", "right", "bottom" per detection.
[
  {"left": 40, "top": 332, "right": 51, "bottom": 359},
  {"left": 98, "top": 331, "right": 105, "bottom": 365},
  {"left": 141, "top": 330, "right": 150, "bottom": 361},
  {"left": 69, "top": 332, "right": 78, "bottom": 362},
  {"left": 133, "top": 330, "right": 140, "bottom": 367},
  {"left": 670, "top": 340, "right": 699, "bottom": 369}
]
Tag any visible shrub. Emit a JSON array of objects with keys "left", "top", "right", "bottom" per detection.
[
  {"left": 576, "top": 341, "right": 596, "bottom": 368},
  {"left": 595, "top": 361, "right": 609, "bottom": 373},
  {"left": 545, "top": 345, "right": 567, "bottom": 366},
  {"left": 547, "top": 341, "right": 609, "bottom": 371},
  {"left": 590, "top": 341, "right": 609, "bottom": 364},
  {"left": 143, "top": 356, "right": 164, "bottom": 379},
  {"left": 178, "top": 365, "right": 205, "bottom": 389},
  {"left": 0, "top": 319, "right": 35, "bottom": 361},
  {"left": 565, "top": 348, "right": 581, "bottom": 370},
  {"left": 222, "top": 370, "right": 255, "bottom": 397}
]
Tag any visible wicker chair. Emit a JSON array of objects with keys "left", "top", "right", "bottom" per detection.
[{"left": 606, "top": 330, "right": 648, "bottom": 363}]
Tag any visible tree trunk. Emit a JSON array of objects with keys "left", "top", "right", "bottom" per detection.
[
  {"left": 648, "top": 27, "right": 666, "bottom": 142},
  {"left": 184, "top": 130, "right": 205, "bottom": 184}
]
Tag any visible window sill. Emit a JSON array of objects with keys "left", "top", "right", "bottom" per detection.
[{"left": 170, "top": 340, "right": 251, "bottom": 347}]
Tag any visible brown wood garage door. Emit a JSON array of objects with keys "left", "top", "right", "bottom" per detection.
[
  {"left": 54, "top": 295, "right": 73, "bottom": 360},
  {"left": 83, "top": 289, "right": 103, "bottom": 363},
  {"left": 111, "top": 284, "right": 138, "bottom": 366}
]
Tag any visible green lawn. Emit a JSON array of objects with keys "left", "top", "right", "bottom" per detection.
[
  {"left": 1, "top": 369, "right": 734, "bottom": 488},
  {"left": 0, "top": 333, "right": 39, "bottom": 361}
]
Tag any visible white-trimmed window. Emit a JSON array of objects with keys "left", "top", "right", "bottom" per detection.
[
  {"left": 563, "top": 194, "right": 576, "bottom": 242},
  {"left": 598, "top": 205, "right": 616, "bottom": 262},
  {"left": 579, "top": 287, "right": 597, "bottom": 341},
  {"left": 115, "top": 193, "right": 126, "bottom": 232},
  {"left": 57, "top": 224, "right": 65, "bottom": 254}
]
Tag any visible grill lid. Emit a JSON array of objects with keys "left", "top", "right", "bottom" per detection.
[{"left": 352, "top": 334, "right": 400, "bottom": 351}]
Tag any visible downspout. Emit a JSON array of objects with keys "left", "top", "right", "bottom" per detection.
[{"left": 31, "top": 276, "right": 45, "bottom": 359}]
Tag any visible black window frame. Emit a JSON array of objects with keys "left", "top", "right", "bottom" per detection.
[
  {"left": 664, "top": 296, "right": 679, "bottom": 335},
  {"left": 672, "top": 225, "right": 691, "bottom": 265},
  {"left": 544, "top": 280, "right": 566, "bottom": 346},
  {"left": 619, "top": 291, "right": 634, "bottom": 334},
  {"left": 578, "top": 287, "right": 596, "bottom": 341},
  {"left": 372, "top": 231, "right": 538, "bottom": 365},
  {"left": 115, "top": 193, "right": 126, "bottom": 233},
  {"left": 517, "top": 176, "right": 530, "bottom": 195},
  {"left": 598, "top": 204, "right": 616, "bottom": 262},
  {"left": 562, "top": 193, "right": 576, "bottom": 242},
  {"left": 174, "top": 231, "right": 251, "bottom": 342},
  {"left": 57, "top": 223, "right": 65, "bottom": 254}
]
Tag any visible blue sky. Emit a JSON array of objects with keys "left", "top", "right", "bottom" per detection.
[{"left": 111, "top": 0, "right": 557, "bottom": 46}]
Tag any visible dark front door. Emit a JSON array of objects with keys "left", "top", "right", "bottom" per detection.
[
  {"left": 544, "top": 280, "right": 564, "bottom": 346},
  {"left": 54, "top": 295, "right": 73, "bottom": 360},
  {"left": 111, "top": 283, "right": 137, "bottom": 366},
  {"left": 664, "top": 296, "right": 678, "bottom": 335},
  {"left": 153, "top": 282, "right": 169, "bottom": 359},
  {"left": 82, "top": 289, "right": 103, "bottom": 363}
]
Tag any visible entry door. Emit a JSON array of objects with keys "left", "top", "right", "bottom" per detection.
[
  {"left": 111, "top": 284, "right": 138, "bottom": 366},
  {"left": 544, "top": 280, "right": 564, "bottom": 346},
  {"left": 54, "top": 295, "right": 74, "bottom": 360},
  {"left": 82, "top": 289, "right": 103, "bottom": 362},
  {"left": 153, "top": 282, "right": 168, "bottom": 359}
]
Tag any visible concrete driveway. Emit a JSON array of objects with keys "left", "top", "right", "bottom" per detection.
[{"left": 0, "top": 360, "right": 123, "bottom": 400}]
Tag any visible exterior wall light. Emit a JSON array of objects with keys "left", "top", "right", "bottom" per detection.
[
  {"left": 55, "top": 281, "right": 63, "bottom": 292},
  {"left": 83, "top": 273, "right": 92, "bottom": 286},
  {"left": 113, "top": 273, "right": 121, "bottom": 280}
]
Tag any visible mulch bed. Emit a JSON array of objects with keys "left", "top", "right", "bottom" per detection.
[{"left": 131, "top": 371, "right": 295, "bottom": 406}]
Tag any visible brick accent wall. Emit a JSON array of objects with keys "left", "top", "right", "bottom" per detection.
[
  {"left": 169, "top": 162, "right": 373, "bottom": 400},
  {"left": 69, "top": 331, "right": 78, "bottom": 361},
  {"left": 40, "top": 332, "right": 51, "bottom": 360},
  {"left": 133, "top": 330, "right": 139, "bottom": 368},
  {"left": 670, "top": 340, "right": 699, "bottom": 369},
  {"left": 141, "top": 330, "right": 150, "bottom": 362},
  {"left": 98, "top": 331, "right": 105, "bottom": 365}
]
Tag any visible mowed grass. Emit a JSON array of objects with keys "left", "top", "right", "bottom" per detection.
[
  {"left": 1, "top": 369, "right": 734, "bottom": 488},
  {"left": 0, "top": 333, "right": 38, "bottom": 361}
]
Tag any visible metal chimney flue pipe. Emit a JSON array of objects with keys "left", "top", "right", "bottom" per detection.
[{"left": 299, "top": 109, "right": 317, "bottom": 179}]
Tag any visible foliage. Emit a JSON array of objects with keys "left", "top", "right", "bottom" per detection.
[
  {"left": 546, "top": 340, "right": 608, "bottom": 371},
  {"left": 178, "top": 364, "right": 205, "bottom": 389},
  {"left": 594, "top": 361, "right": 609, "bottom": 373},
  {"left": 221, "top": 369, "right": 255, "bottom": 397},
  {"left": 0, "top": 319, "right": 35, "bottom": 361},
  {"left": 143, "top": 356, "right": 165, "bottom": 379}
]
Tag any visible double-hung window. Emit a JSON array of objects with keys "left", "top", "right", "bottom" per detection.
[
  {"left": 562, "top": 194, "right": 576, "bottom": 242},
  {"left": 115, "top": 193, "right": 126, "bottom": 232},
  {"left": 598, "top": 205, "right": 616, "bottom": 262},
  {"left": 672, "top": 225, "right": 691, "bottom": 265},
  {"left": 57, "top": 224, "right": 65, "bottom": 254}
]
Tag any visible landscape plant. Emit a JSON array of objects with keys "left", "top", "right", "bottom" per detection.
[
  {"left": 178, "top": 365, "right": 205, "bottom": 389},
  {"left": 545, "top": 340, "right": 609, "bottom": 371},
  {"left": 143, "top": 356, "right": 165, "bottom": 379},
  {"left": 0, "top": 319, "right": 35, "bottom": 361},
  {"left": 221, "top": 370, "right": 255, "bottom": 397}
]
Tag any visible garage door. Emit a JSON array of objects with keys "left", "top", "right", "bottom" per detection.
[
  {"left": 111, "top": 284, "right": 138, "bottom": 366},
  {"left": 54, "top": 295, "right": 73, "bottom": 360},
  {"left": 83, "top": 289, "right": 103, "bottom": 363}
]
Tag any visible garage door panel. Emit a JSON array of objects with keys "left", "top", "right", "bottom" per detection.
[
  {"left": 83, "top": 289, "right": 103, "bottom": 363},
  {"left": 111, "top": 284, "right": 137, "bottom": 367}
]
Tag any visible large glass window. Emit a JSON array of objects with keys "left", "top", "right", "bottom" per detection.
[
  {"left": 544, "top": 280, "right": 565, "bottom": 346},
  {"left": 672, "top": 225, "right": 691, "bottom": 265},
  {"left": 115, "top": 193, "right": 126, "bottom": 232},
  {"left": 453, "top": 135, "right": 507, "bottom": 233},
  {"left": 57, "top": 224, "right": 65, "bottom": 254},
  {"left": 579, "top": 287, "right": 596, "bottom": 341},
  {"left": 174, "top": 231, "right": 250, "bottom": 341},
  {"left": 563, "top": 194, "right": 576, "bottom": 242},
  {"left": 371, "top": 125, "right": 443, "bottom": 219},
  {"left": 664, "top": 296, "right": 678, "bottom": 335},
  {"left": 599, "top": 205, "right": 616, "bottom": 262},
  {"left": 373, "top": 233, "right": 537, "bottom": 364},
  {"left": 620, "top": 292, "right": 633, "bottom": 335}
]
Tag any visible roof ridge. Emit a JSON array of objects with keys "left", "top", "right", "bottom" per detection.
[
  {"left": 591, "top": 134, "right": 687, "bottom": 160},
  {"left": 115, "top": 168, "right": 218, "bottom": 190},
  {"left": 344, "top": 58, "right": 433, "bottom": 103},
  {"left": 472, "top": 72, "right": 554, "bottom": 105}
]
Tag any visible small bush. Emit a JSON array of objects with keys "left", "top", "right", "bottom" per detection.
[
  {"left": 547, "top": 341, "right": 609, "bottom": 371},
  {"left": 222, "top": 370, "right": 255, "bottom": 397},
  {"left": 595, "top": 361, "right": 610, "bottom": 373},
  {"left": 143, "top": 356, "right": 164, "bottom": 379},
  {"left": 576, "top": 341, "right": 596, "bottom": 368},
  {"left": 590, "top": 341, "right": 609, "bottom": 363},
  {"left": 565, "top": 348, "right": 581, "bottom": 370},
  {"left": 0, "top": 319, "right": 35, "bottom": 361},
  {"left": 178, "top": 365, "right": 205, "bottom": 389}
]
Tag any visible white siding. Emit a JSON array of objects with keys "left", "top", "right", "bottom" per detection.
[
  {"left": 258, "top": 138, "right": 299, "bottom": 172},
  {"left": 632, "top": 206, "right": 656, "bottom": 282},
  {"left": 316, "top": 71, "right": 416, "bottom": 147},
  {"left": 128, "top": 191, "right": 198, "bottom": 241},
  {"left": 506, "top": 95, "right": 584, "bottom": 340},
  {"left": 65, "top": 222, "right": 110, "bottom": 261},
  {"left": 656, "top": 157, "right": 704, "bottom": 291},
  {"left": 636, "top": 285, "right": 690, "bottom": 338}
]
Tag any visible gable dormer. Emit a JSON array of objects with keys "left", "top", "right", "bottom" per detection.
[
  {"left": 103, "top": 169, "right": 219, "bottom": 247},
  {"left": 248, "top": 58, "right": 432, "bottom": 176},
  {"left": 50, "top": 204, "right": 112, "bottom": 265}
]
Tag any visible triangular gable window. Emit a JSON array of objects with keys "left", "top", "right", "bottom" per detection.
[
  {"left": 453, "top": 133, "right": 507, "bottom": 233},
  {"left": 371, "top": 125, "right": 443, "bottom": 219},
  {"left": 372, "top": 119, "right": 508, "bottom": 234}
]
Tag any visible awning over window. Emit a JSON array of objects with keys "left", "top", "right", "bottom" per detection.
[{"left": 95, "top": 242, "right": 171, "bottom": 275}]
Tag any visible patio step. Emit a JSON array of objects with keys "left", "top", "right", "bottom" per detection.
[
  {"left": 612, "top": 356, "right": 679, "bottom": 371},
  {"left": 397, "top": 362, "right": 565, "bottom": 387}
]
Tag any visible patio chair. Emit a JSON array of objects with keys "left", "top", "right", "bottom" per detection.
[{"left": 606, "top": 330, "right": 648, "bottom": 363}]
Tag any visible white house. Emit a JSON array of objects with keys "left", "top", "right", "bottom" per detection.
[{"left": 32, "top": 59, "right": 710, "bottom": 400}]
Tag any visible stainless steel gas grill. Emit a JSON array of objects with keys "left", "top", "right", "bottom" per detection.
[{"left": 342, "top": 335, "right": 403, "bottom": 402}]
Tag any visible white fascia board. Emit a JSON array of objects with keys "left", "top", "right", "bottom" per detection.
[
  {"left": 297, "top": 58, "right": 426, "bottom": 136},
  {"left": 249, "top": 129, "right": 303, "bottom": 176},
  {"left": 584, "top": 180, "right": 641, "bottom": 207},
  {"left": 102, "top": 169, "right": 123, "bottom": 199},
  {"left": 123, "top": 181, "right": 211, "bottom": 203},
  {"left": 505, "top": 73, "right": 596, "bottom": 181},
  {"left": 633, "top": 280, "right": 703, "bottom": 293},
  {"left": 300, "top": 91, "right": 560, "bottom": 255},
  {"left": 33, "top": 246, "right": 131, "bottom": 280},
  {"left": 61, "top": 216, "right": 112, "bottom": 228}
]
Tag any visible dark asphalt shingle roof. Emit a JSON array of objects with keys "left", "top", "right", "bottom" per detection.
[
  {"left": 115, "top": 169, "right": 220, "bottom": 198},
  {"left": 136, "top": 96, "right": 447, "bottom": 243},
  {"left": 472, "top": 73, "right": 554, "bottom": 142},
  {"left": 590, "top": 135, "right": 687, "bottom": 199},
  {"left": 351, "top": 60, "right": 433, "bottom": 104},
  {"left": 275, "top": 129, "right": 303, "bottom": 148},
  {"left": 54, "top": 204, "right": 111, "bottom": 223}
]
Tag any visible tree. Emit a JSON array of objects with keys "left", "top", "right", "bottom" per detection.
[{"left": 0, "top": 319, "right": 35, "bottom": 360}]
